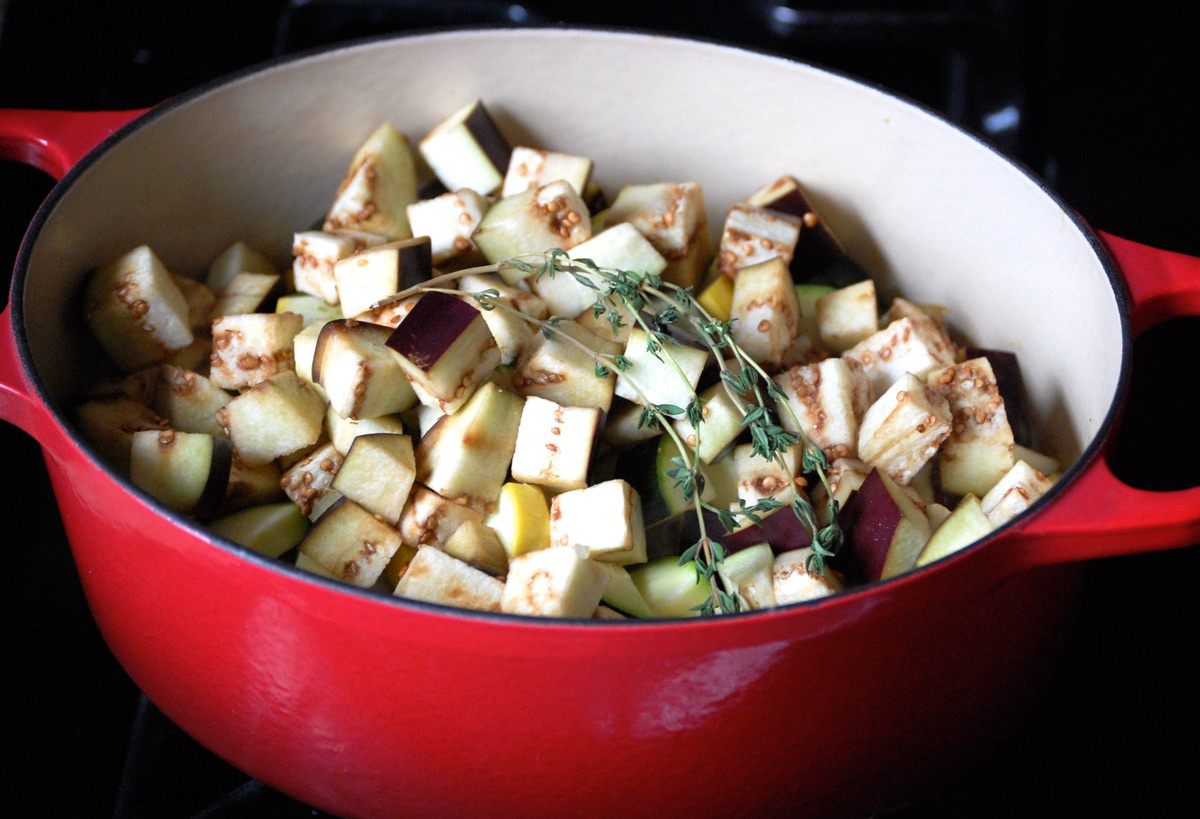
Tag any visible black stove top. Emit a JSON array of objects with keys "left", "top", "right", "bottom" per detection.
[{"left": 2, "top": 2, "right": 1197, "bottom": 816}]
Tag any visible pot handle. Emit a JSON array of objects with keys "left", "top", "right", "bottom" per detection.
[
  {"left": 1010, "top": 231, "right": 1200, "bottom": 569},
  {"left": 0, "top": 108, "right": 146, "bottom": 179},
  {"left": 1, "top": 107, "right": 146, "bottom": 442}
]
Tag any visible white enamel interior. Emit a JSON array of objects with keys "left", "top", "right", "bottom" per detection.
[{"left": 21, "top": 29, "right": 1122, "bottom": 465}]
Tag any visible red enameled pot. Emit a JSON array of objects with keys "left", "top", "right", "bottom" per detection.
[{"left": 1, "top": 29, "right": 1198, "bottom": 818}]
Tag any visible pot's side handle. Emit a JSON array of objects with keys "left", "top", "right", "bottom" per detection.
[
  {"left": 1011, "top": 232, "right": 1200, "bottom": 569},
  {"left": 0, "top": 108, "right": 146, "bottom": 180},
  {"left": 0, "top": 108, "right": 145, "bottom": 444}
]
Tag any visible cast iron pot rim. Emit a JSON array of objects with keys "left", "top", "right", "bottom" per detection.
[{"left": 8, "top": 24, "right": 1132, "bottom": 628}]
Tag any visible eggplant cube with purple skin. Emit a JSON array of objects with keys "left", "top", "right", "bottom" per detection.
[
  {"left": 331, "top": 433, "right": 415, "bottom": 526},
  {"left": 844, "top": 316, "right": 958, "bottom": 399},
  {"left": 501, "top": 545, "right": 610, "bottom": 618},
  {"left": 730, "top": 256, "right": 802, "bottom": 369},
  {"left": 394, "top": 546, "right": 504, "bottom": 612},
  {"left": 839, "top": 468, "right": 932, "bottom": 582},
  {"left": 324, "top": 122, "right": 418, "bottom": 241},
  {"left": 209, "top": 312, "right": 303, "bottom": 390},
  {"left": 129, "top": 429, "right": 231, "bottom": 518},
  {"left": 217, "top": 372, "right": 326, "bottom": 467},
  {"left": 415, "top": 382, "right": 524, "bottom": 511},
  {"left": 292, "top": 230, "right": 385, "bottom": 306},
  {"left": 927, "top": 357, "right": 1016, "bottom": 498},
  {"left": 299, "top": 499, "right": 404, "bottom": 589},
  {"left": 386, "top": 291, "right": 501, "bottom": 414},
  {"left": 314, "top": 319, "right": 417, "bottom": 420},
  {"left": 549, "top": 479, "right": 647, "bottom": 566},
  {"left": 473, "top": 180, "right": 592, "bottom": 270},
  {"left": 717, "top": 203, "right": 801, "bottom": 279},
  {"left": 511, "top": 396, "right": 601, "bottom": 492},
  {"left": 418, "top": 100, "right": 512, "bottom": 196},
  {"left": 280, "top": 441, "right": 344, "bottom": 518},
  {"left": 774, "top": 357, "right": 869, "bottom": 461},
  {"left": 406, "top": 189, "right": 490, "bottom": 265},
  {"left": 502, "top": 146, "right": 593, "bottom": 198},
  {"left": 332, "top": 236, "right": 432, "bottom": 318},
  {"left": 857, "top": 373, "right": 953, "bottom": 486},
  {"left": 84, "top": 245, "right": 194, "bottom": 373}
]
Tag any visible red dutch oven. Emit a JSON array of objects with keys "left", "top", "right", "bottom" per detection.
[{"left": 1, "top": 29, "right": 1198, "bottom": 818}]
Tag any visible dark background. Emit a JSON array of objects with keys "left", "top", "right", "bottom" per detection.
[{"left": 2, "top": 2, "right": 1197, "bottom": 816}]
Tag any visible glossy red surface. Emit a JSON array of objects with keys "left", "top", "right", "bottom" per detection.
[{"left": 1, "top": 72, "right": 1198, "bottom": 817}]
